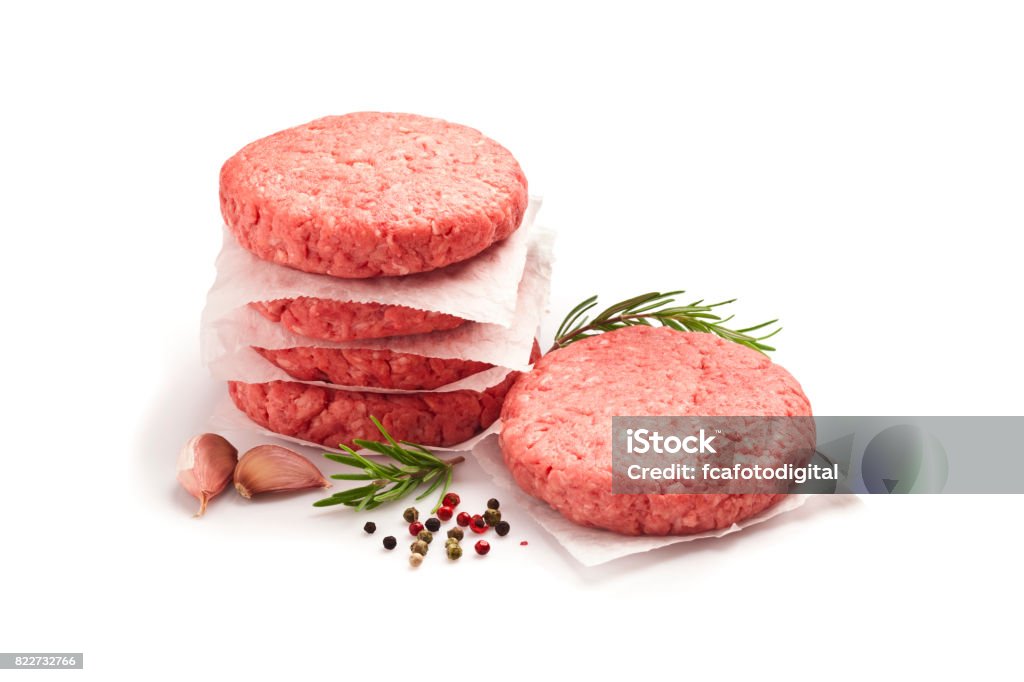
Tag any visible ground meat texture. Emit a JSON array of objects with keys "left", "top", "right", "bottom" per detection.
[
  {"left": 499, "top": 327, "right": 813, "bottom": 536},
  {"left": 232, "top": 343, "right": 540, "bottom": 448},
  {"left": 220, "top": 112, "right": 528, "bottom": 278},
  {"left": 253, "top": 346, "right": 494, "bottom": 390},
  {"left": 230, "top": 373, "right": 513, "bottom": 449},
  {"left": 250, "top": 298, "right": 465, "bottom": 342}
]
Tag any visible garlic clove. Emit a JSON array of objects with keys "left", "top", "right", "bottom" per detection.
[
  {"left": 233, "top": 445, "right": 331, "bottom": 499},
  {"left": 177, "top": 433, "right": 238, "bottom": 517}
]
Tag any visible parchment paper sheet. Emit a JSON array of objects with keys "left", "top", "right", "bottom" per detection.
[
  {"left": 472, "top": 433, "right": 855, "bottom": 567},
  {"left": 202, "top": 197, "right": 541, "bottom": 327},
  {"left": 207, "top": 347, "right": 516, "bottom": 394},
  {"left": 202, "top": 227, "right": 555, "bottom": 373}
]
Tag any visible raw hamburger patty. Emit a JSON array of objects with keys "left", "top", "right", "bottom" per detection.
[
  {"left": 232, "top": 343, "right": 540, "bottom": 448},
  {"left": 253, "top": 345, "right": 492, "bottom": 390},
  {"left": 220, "top": 112, "right": 528, "bottom": 278},
  {"left": 251, "top": 298, "right": 465, "bottom": 342},
  {"left": 499, "top": 327, "right": 812, "bottom": 536}
]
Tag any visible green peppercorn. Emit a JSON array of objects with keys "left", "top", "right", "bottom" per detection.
[
  {"left": 445, "top": 537, "right": 460, "bottom": 547},
  {"left": 403, "top": 507, "right": 419, "bottom": 523},
  {"left": 446, "top": 543, "right": 463, "bottom": 560},
  {"left": 446, "top": 527, "right": 464, "bottom": 541},
  {"left": 417, "top": 530, "right": 433, "bottom": 545},
  {"left": 410, "top": 540, "right": 429, "bottom": 555},
  {"left": 483, "top": 508, "right": 502, "bottom": 527},
  {"left": 409, "top": 553, "right": 424, "bottom": 568}
]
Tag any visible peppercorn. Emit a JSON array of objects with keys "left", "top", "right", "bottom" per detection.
[
  {"left": 408, "top": 521, "right": 424, "bottom": 536},
  {"left": 483, "top": 509, "right": 502, "bottom": 527},
  {"left": 383, "top": 536, "right": 397, "bottom": 550},
  {"left": 475, "top": 540, "right": 491, "bottom": 556},
  {"left": 470, "top": 514, "right": 488, "bottom": 534},
  {"left": 363, "top": 521, "right": 376, "bottom": 534},
  {"left": 409, "top": 553, "right": 424, "bottom": 568},
  {"left": 487, "top": 498, "right": 500, "bottom": 510},
  {"left": 425, "top": 517, "right": 441, "bottom": 532},
  {"left": 443, "top": 492, "right": 461, "bottom": 508},
  {"left": 411, "top": 540, "right": 429, "bottom": 555},
  {"left": 445, "top": 537, "right": 460, "bottom": 548},
  {"left": 495, "top": 521, "right": 510, "bottom": 537},
  {"left": 436, "top": 505, "right": 454, "bottom": 521},
  {"left": 417, "top": 530, "right": 433, "bottom": 544},
  {"left": 446, "top": 543, "right": 463, "bottom": 560},
  {"left": 446, "top": 527, "right": 464, "bottom": 541},
  {"left": 403, "top": 507, "right": 419, "bottom": 523},
  {"left": 456, "top": 511, "right": 472, "bottom": 527}
]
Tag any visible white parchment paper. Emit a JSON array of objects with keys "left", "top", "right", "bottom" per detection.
[
  {"left": 202, "top": 227, "right": 555, "bottom": 372},
  {"left": 473, "top": 433, "right": 828, "bottom": 567},
  {"left": 207, "top": 347, "right": 517, "bottom": 394},
  {"left": 202, "top": 197, "right": 541, "bottom": 327}
]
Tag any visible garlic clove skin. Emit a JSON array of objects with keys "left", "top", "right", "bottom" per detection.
[
  {"left": 177, "top": 433, "right": 238, "bottom": 517},
  {"left": 233, "top": 445, "right": 331, "bottom": 499}
]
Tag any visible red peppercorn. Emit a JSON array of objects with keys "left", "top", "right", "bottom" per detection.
[
  {"left": 437, "top": 505, "right": 454, "bottom": 521},
  {"left": 470, "top": 514, "right": 488, "bottom": 534},
  {"left": 456, "top": 511, "right": 472, "bottom": 527},
  {"left": 408, "top": 521, "right": 424, "bottom": 536},
  {"left": 475, "top": 540, "right": 491, "bottom": 556},
  {"left": 442, "top": 492, "right": 461, "bottom": 508}
]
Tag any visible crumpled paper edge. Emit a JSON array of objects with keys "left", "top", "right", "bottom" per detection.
[
  {"left": 473, "top": 432, "right": 827, "bottom": 567},
  {"left": 207, "top": 346, "right": 517, "bottom": 394}
]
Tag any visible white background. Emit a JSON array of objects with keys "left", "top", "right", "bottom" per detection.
[{"left": 2, "top": 2, "right": 1022, "bottom": 679}]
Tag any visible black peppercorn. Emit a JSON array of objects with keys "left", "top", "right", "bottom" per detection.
[
  {"left": 495, "top": 520, "right": 510, "bottom": 536},
  {"left": 487, "top": 498, "right": 500, "bottom": 510},
  {"left": 425, "top": 517, "right": 441, "bottom": 532},
  {"left": 483, "top": 508, "right": 502, "bottom": 527},
  {"left": 383, "top": 535, "right": 397, "bottom": 550},
  {"left": 363, "top": 521, "right": 377, "bottom": 534}
]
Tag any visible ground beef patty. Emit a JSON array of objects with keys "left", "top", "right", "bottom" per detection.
[
  {"left": 232, "top": 343, "right": 539, "bottom": 448},
  {"left": 253, "top": 345, "right": 493, "bottom": 390},
  {"left": 499, "top": 327, "right": 812, "bottom": 536},
  {"left": 220, "top": 112, "right": 528, "bottom": 278},
  {"left": 251, "top": 298, "right": 465, "bottom": 342}
]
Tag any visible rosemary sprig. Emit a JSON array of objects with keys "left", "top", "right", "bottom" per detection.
[
  {"left": 551, "top": 291, "right": 781, "bottom": 354},
  {"left": 313, "top": 416, "right": 463, "bottom": 513}
]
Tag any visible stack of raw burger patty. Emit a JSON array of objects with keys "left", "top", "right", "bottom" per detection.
[{"left": 218, "top": 112, "right": 532, "bottom": 449}]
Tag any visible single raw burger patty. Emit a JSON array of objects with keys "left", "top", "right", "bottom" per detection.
[
  {"left": 499, "top": 327, "right": 813, "bottom": 536},
  {"left": 220, "top": 112, "right": 528, "bottom": 278},
  {"left": 251, "top": 298, "right": 465, "bottom": 342},
  {"left": 253, "top": 345, "right": 493, "bottom": 390},
  {"left": 232, "top": 343, "right": 539, "bottom": 448}
]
